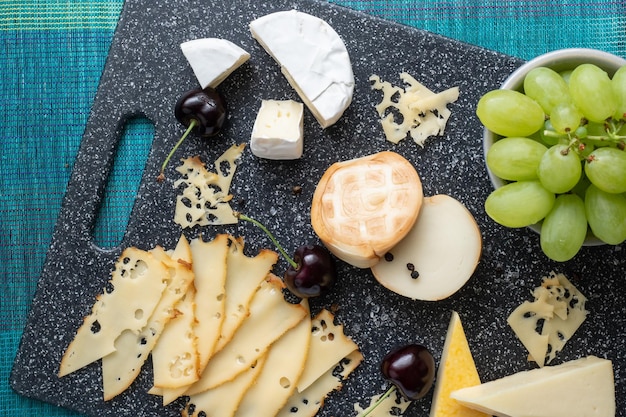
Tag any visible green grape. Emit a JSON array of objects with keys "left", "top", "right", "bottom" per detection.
[
  {"left": 486, "top": 137, "right": 547, "bottom": 181},
  {"left": 537, "top": 144, "right": 583, "bottom": 193},
  {"left": 574, "top": 125, "right": 588, "bottom": 139},
  {"left": 523, "top": 67, "right": 572, "bottom": 114},
  {"left": 584, "top": 147, "right": 626, "bottom": 193},
  {"left": 477, "top": 89, "right": 545, "bottom": 137},
  {"left": 560, "top": 69, "right": 573, "bottom": 84},
  {"left": 540, "top": 119, "right": 564, "bottom": 146},
  {"left": 585, "top": 184, "right": 626, "bottom": 244},
  {"left": 485, "top": 180, "right": 555, "bottom": 228},
  {"left": 549, "top": 102, "right": 582, "bottom": 134},
  {"left": 569, "top": 64, "right": 617, "bottom": 123},
  {"left": 571, "top": 172, "right": 591, "bottom": 200},
  {"left": 540, "top": 194, "right": 587, "bottom": 262},
  {"left": 612, "top": 65, "right": 626, "bottom": 121}
]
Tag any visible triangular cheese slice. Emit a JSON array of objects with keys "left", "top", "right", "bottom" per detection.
[
  {"left": 186, "top": 274, "right": 307, "bottom": 395},
  {"left": 101, "top": 235, "right": 194, "bottom": 400},
  {"left": 429, "top": 311, "right": 489, "bottom": 417},
  {"left": 450, "top": 356, "right": 615, "bottom": 417},
  {"left": 180, "top": 38, "right": 250, "bottom": 89},
  {"left": 59, "top": 247, "right": 169, "bottom": 377}
]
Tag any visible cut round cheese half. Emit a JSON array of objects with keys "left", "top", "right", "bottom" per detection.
[
  {"left": 371, "top": 194, "right": 481, "bottom": 300},
  {"left": 249, "top": 10, "right": 354, "bottom": 128},
  {"left": 180, "top": 38, "right": 250, "bottom": 89},
  {"left": 311, "top": 151, "right": 423, "bottom": 268}
]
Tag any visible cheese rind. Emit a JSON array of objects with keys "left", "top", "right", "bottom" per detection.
[
  {"left": 180, "top": 38, "right": 250, "bottom": 89},
  {"left": 250, "top": 10, "right": 354, "bottom": 128},
  {"left": 250, "top": 99, "right": 304, "bottom": 160},
  {"left": 450, "top": 356, "right": 615, "bottom": 417}
]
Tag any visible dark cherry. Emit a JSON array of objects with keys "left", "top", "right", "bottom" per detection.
[
  {"left": 284, "top": 244, "right": 337, "bottom": 298},
  {"left": 157, "top": 87, "right": 227, "bottom": 181},
  {"left": 380, "top": 344, "right": 435, "bottom": 401}
]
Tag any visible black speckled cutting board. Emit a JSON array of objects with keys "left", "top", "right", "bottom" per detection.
[{"left": 11, "top": 0, "right": 626, "bottom": 416}]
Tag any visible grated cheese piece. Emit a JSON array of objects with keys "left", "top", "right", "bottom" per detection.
[
  {"left": 370, "top": 72, "right": 459, "bottom": 146},
  {"left": 59, "top": 247, "right": 169, "bottom": 377},
  {"left": 173, "top": 144, "right": 245, "bottom": 228},
  {"left": 101, "top": 235, "right": 194, "bottom": 400}
]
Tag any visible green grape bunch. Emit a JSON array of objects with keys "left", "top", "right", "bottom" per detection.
[{"left": 478, "top": 63, "right": 626, "bottom": 262}]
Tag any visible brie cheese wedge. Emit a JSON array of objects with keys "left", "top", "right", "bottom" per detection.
[
  {"left": 251, "top": 99, "right": 304, "bottom": 160},
  {"left": 249, "top": 10, "right": 354, "bottom": 128},
  {"left": 180, "top": 38, "right": 250, "bottom": 88}
]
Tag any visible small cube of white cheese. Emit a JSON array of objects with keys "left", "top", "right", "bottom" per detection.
[{"left": 250, "top": 100, "right": 304, "bottom": 160}]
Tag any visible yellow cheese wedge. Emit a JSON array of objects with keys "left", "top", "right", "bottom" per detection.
[
  {"left": 235, "top": 300, "right": 311, "bottom": 417},
  {"left": 311, "top": 151, "right": 423, "bottom": 268},
  {"left": 183, "top": 354, "right": 267, "bottom": 417},
  {"left": 101, "top": 235, "right": 194, "bottom": 400},
  {"left": 296, "top": 309, "right": 359, "bottom": 393},
  {"left": 277, "top": 349, "right": 363, "bottom": 417},
  {"left": 186, "top": 274, "right": 307, "bottom": 395},
  {"left": 429, "top": 311, "right": 489, "bottom": 417},
  {"left": 59, "top": 247, "right": 169, "bottom": 377}
]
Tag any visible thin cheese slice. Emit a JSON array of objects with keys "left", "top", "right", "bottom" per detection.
[
  {"left": 183, "top": 355, "right": 267, "bottom": 417},
  {"left": 214, "top": 236, "right": 278, "bottom": 352},
  {"left": 180, "top": 38, "right": 250, "bottom": 89},
  {"left": 277, "top": 349, "right": 363, "bottom": 417},
  {"left": 296, "top": 309, "right": 359, "bottom": 392},
  {"left": 101, "top": 235, "right": 194, "bottom": 400},
  {"left": 235, "top": 300, "right": 311, "bottom": 417},
  {"left": 186, "top": 274, "right": 308, "bottom": 395},
  {"left": 353, "top": 389, "right": 411, "bottom": 417},
  {"left": 173, "top": 144, "right": 244, "bottom": 228},
  {"left": 59, "top": 247, "right": 169, "bottom": 377},
  {"left": 429, "top": 311, "right": 489, "bottom": 417},
  {"left": 151, "top": 285, "right": 200, "bottom": 389}
]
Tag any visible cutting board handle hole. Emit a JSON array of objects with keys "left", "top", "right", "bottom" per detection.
[{"left": 92, "top": 116, "right": 154, "bottom": 249}]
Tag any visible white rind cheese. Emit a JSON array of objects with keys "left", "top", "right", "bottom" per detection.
[
  {"left": 251, "top": 99, "right": 304, "bottom": 160},
  {"left": 250, "top": 10, "right": 354, "bottom": 128},
  {"left": 450, "top": 356, "right": 615, "bottom": 417},
  {"left": 180, "top": 38, "right": 250, "bottom": 89}
]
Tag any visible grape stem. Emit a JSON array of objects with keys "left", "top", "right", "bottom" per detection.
[
  {"left": 157, "top": 119, "right": 197, "bottom": 182},
  {"left": 357, "top": 386, "right": 398, "bottom": 417},
  {"left": 235, "top": 212, "right": 298, "bottom": 268}
]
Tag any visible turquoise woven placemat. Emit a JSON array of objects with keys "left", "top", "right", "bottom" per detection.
[{"left": 2, "top": 1, "right": 625, "bottom": 415}]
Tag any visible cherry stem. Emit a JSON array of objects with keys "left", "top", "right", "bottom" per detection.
[
  {"left": 357, "top": 386, "right": 397, "bottom": 417},
  {"left": 158, "top": 119, "right": 197, "bottom": 181},
  {"left": 236, "top": 213, "right": 298, "bottom": 268}
]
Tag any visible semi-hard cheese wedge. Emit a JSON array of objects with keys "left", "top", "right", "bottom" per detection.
[
  {"left": 101, "top": 235, "right": 194, "bottom": 400},
  {"left": 180, "top": 38, "right": 250, "bottom": 89},
  {"left": 183, "top": 354, "right": 268, "bottom": 417},
  {"left": 296, "top": 309, "right": 359, "bottom": 393},
  {"left": 235, "top": 300, "right": 311, "bottom": 417},
  {"left": 250, "top": 99, "right": 304, "bottom": 160},
  {"left": 311, "top": 151, "right": 423, "bottom": 268},
  {"left": 429, "top": 311, "right": 489, "bottom": 417},
  {"left": 277, "top": 349, "right": 364, "bottom": 417},
  {"left": 185, "top": 274, "right": 308, "bottom": 395},
  {"left": 450, "top": 356, "right": 615, "bottom": 417},
  {"left": 58, "top": 247, "right": 169, "bottom": 377},
  {"left": 250, "top": 10, "right": 354, "bottom": 128},
  {"left": 371, "top": 194, "right": 482, "bottom": 300}
]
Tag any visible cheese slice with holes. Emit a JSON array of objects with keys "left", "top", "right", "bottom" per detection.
[
  {"left": 59, "top": 248, "right": 169, "bottom": 377},
  {"left": 370, "top": 72, "right": 458, "bottom": 146},
  {"left": 186, "top": 274, "right": 308, "bottom": 395},
  {"left": 101, "top": 235, "right": 194, "bottom": 400},
  {"left": 214, "top": 236, "right": 278, "bottom": 352},
  {"left": 180, "top": 38, "right": 250, "bottom": 89},
  {"left": 429, "top": 311, "right": 489, "bottom": 417},
  {"left": 235, "top": 300, "right": 311, "bottom": 417},
  {"left": 250, "top": 10, "right": 354, "bottom": 128},
  {"left": 353, "top": 389, "right": 412, "bottom": 417},
  {"left": 451, "top": 356, "right": 615, "bottom": 417},
  {"left": 296, "top": 309, "right": 359, "bottom": 393},
  {"left": 183, "top": 354, "right": 267, "bottom": 417},
  {"left": 174, "top": 144, "right": 244, "bottom": 228},
  {"left": 277, "top": 349, "right": 363, "bottom": 417}
]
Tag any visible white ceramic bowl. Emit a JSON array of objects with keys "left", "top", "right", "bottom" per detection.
[{"left": 482, "top": 48, "right": 626, "bottom": 245}]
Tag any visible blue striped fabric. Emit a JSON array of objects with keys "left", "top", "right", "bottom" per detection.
[{"left": 1, "top": 0, "right": 624, "bottom": 415}]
